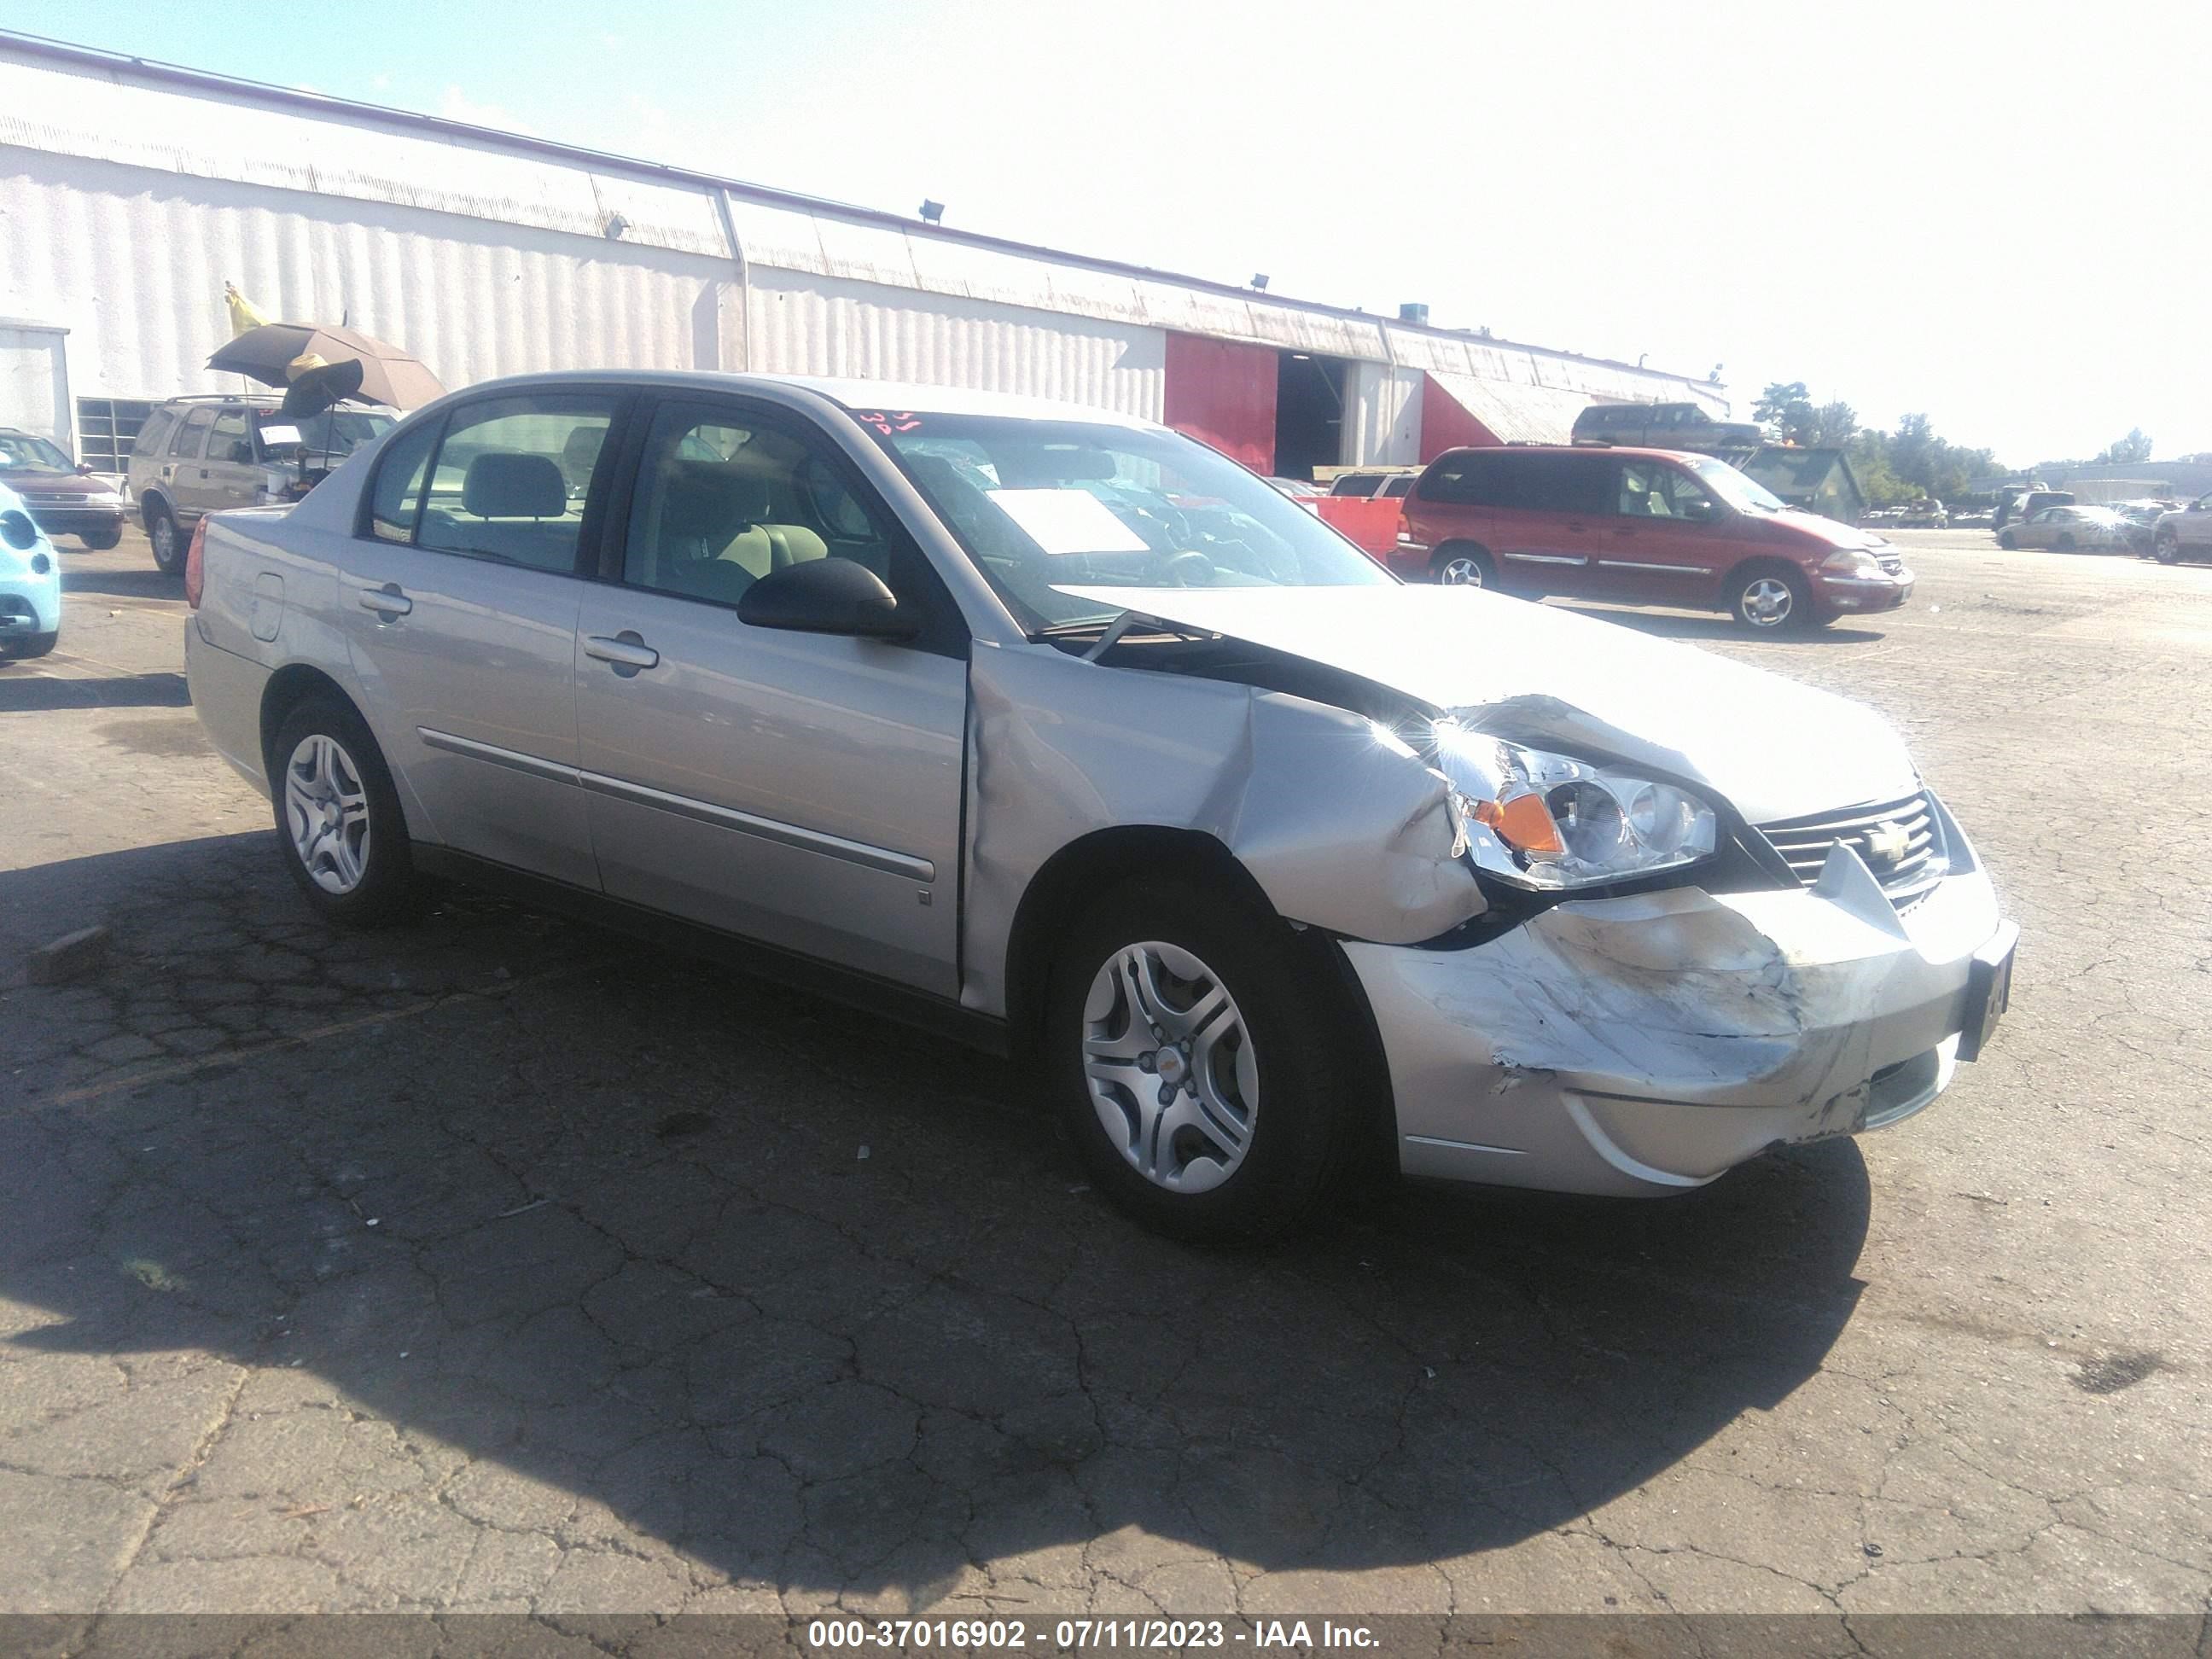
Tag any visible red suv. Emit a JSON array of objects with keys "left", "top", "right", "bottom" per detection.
[{"left": 1396, "top": 445, "right": 1913, "bottom": 632}]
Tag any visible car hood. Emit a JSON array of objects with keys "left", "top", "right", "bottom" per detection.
[
  {"left": 1755, "top": 509, "right": 1889, "bottom": 550},
  {"left": 0, "top": 469, "right": 96, "bottom": 496},
  {"left": 1054, "top": 584, "right": 1919, "bottom": 823}
]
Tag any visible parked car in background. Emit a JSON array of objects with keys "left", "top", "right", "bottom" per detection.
[
  {"left": 1896, "top": 498, "right": 1949, "bottom": 528},
  {"left": 1397, "top": 444, "right": 1912, "bottom": 631},
  {"left": 1997, "top": 505, "right": 2132, "bottom": 552},
  {"left": 127, "top": 394, "right": 394, "bottom": 573},
  {"left": 1994, "top": 488, "right": 2074, "bottom": 531},
  {"left": 183, "top": 371, "right": 2011, "bottom": 1238},
  {"left": 1571, "top": 403, "right": 1765, "bottom": 451},
  {"left": 2151, "top": 492, "right": 2212, "bottom": 564},
  {"left": 1325, "top": 469, "right": 1417, "bottom": 499},
  {"left": 1265, "top": 477, "right": 1326, "bottom": 499},
  {"left": 0, "top": 428, "right": 125, "bottom": 549},
  {"left": 0, "top": 480, "right": 61, "bottom": 660}
]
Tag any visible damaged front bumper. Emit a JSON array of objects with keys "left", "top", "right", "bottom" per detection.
[{"left": 1346, "top": 847, "right": 2011, "bottom": 1195}]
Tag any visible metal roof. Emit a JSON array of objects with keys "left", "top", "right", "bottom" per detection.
[{"left": 0, "top": 29, "right": 1725, "bottom": 405}]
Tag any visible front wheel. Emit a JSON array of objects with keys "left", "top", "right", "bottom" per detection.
[
  {"left": 1997, "top": 530, "right": 2018, "bottom": 550},
  {"left": 1045, "top": 877, "right": 1371, "bottom": 1242},
  {"left": 80, "top": 526, "right": 122, "bottom": 551},
  {"left": 2056, "top": 533, "right": 2076, "bottom": 551},
  {"left": 147, "top": 504, "right": 184, "bottom": 574},
  {"left": 1730, "top": 566, "right": 1813, "bottom": 632},
  {"left": 270, "top": 698, "right": 417, "bottom": 926}
]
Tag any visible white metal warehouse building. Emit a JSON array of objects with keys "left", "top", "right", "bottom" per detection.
[{"left": 0, "top": 32, "right": 1727, "bottom": 479}]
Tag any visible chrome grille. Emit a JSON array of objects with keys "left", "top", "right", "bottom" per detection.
[{"left": 1758, "top": 791, "right": 1943, "bottom": 897}]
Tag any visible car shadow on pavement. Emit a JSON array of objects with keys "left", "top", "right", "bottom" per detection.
[
  {"left": 0, "top": 671, "right": 191, "bottom": 712},
  {"left": 1547, "top": 602, "right": 1888, "bottom": 645},
  {"left": 0, "top": 832, "right": 1871, "bottom": 1608},
  {"left": 59, "top": 568, "right": 183, "bottom": 602}
]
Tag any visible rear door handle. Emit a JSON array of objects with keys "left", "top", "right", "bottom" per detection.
[
  {"left": 358, "top": 583, "right": 412, "bottom": 618},
  {"left": 584, "top": 632, "right": 661, "bottom": 672}
]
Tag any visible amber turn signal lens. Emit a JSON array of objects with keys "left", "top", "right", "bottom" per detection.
[{"left": 1475, "top": 792, "right": 1564, "bottom": 855}]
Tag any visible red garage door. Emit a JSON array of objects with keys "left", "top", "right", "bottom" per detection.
[{"left": 1163, "top": 333, "right": 1277, "bottom": 472}]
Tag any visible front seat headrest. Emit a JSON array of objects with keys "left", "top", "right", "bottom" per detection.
[{"left": 463, "top": 452, "right": 568, "bottom": 519}]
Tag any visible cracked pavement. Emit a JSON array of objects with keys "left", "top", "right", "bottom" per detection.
[{"left": 1, "top": 530, "right": 2207, "bottom": 1621}]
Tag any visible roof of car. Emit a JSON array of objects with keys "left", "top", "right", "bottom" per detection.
[{"left": 409, "top": 370, "right": 1161, "bottom": 429}]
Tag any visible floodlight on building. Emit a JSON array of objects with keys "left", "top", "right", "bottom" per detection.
[
  {"left": 1250, "top": 273, "right": 1269, "bottom": 290},
  {"left": 919, "top": 200, "right": 945, "bottom": 224},
  {"left": 603, "top": 213, "right": 629, "bottom": 241}
]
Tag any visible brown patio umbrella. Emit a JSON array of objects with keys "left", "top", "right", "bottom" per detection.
[{"left": 207, "top": 323, "right": 445, "bottom": 410}]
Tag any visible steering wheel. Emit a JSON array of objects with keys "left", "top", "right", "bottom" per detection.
[{"left": 1155, "top": 549, "right": 1215, "bottom": 587}]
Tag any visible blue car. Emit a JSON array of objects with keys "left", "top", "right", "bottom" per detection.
[{"left": 0, "top": 480, "right": 61, "bottom": 660}]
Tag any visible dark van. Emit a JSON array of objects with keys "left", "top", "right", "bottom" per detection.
[{"left": 1396, "top": 445, "right": 1913, "bottom": 632}]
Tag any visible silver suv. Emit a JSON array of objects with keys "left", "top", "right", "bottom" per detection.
[
  {"left": 127, "top": 395, "right": 393, "bottom": 574},
  {"left": 185, "top": 372, "right": 2015, "bottom": 1239}
]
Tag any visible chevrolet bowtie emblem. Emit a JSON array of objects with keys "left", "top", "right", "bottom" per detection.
[{"left": 1862, "top": 821, "right": 1911, "bottom": 864}]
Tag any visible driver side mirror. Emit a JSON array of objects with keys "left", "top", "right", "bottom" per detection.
[
  {"left": 736, "top": 556, "right": 914, "bottom": 639},
  {"left": 76, "top": 462, "right": 96, "bottom": 475}
]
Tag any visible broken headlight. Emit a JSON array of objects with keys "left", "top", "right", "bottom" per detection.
[{"left": 1431, "top": 724, "right": 1718, "bottom": 890}]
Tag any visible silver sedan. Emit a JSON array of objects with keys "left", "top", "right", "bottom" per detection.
[
  {"left": 183, "top": 372, "right": 2016, "bottom": 1240},
  {"left": 1998, "top": 505, "right": 2134, "bottom": 551}
]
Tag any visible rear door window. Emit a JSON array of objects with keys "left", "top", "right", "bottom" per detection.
[
  {"left": 414, "top": 393, "right": 620, "bottom": 573},
  {"left": 1504, "top": 453, "right": 1608, "bottom": 514},
  {"left": 364, "top": 418, "right": 442, "bottom": 544},
  {"left": 209, "top": 409, "right": 254, "bottom": 466},
  {"left": 172, "top": 408, "right": 216, "bottom": 458}
]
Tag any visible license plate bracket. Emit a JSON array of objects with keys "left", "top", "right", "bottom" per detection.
[{"left": 1956, "top": 922, "right": 2018, "bottom": 1063}]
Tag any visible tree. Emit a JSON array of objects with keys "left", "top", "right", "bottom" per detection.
[
  {"left": 1754, "top": 381, "right": 1815, "bottom": 445},
  {"left": 2095, "top": 428, "right": 2153, "bottom": 464},
  {"left": 1807, "top": 399, "right": 1859, "bottom": 447}
]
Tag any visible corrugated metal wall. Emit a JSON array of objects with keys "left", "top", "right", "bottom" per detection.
[
  {"left": 0, "top": 148, "right": 735, "bottom": 400},
  {"left": 1345, "top": 362, "right": 1423, "bottom": 465},
  {"left": 746, "top": 267, "right": 1164, "bottom": 419}
]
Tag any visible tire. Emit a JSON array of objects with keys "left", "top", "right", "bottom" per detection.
[
  {"left": 1728, "top": 564, "right": 1813, "bottom": 633},
  {"left": 79, "top": 526, "right": 121, "bottom": 551},
  {"left": 1997, "top": 531, "right": 2017, "bottom": 550},
  {"left": 146, "top": 503, "right": 184, "bottom": 574},
  {"left": 2056, "top": 533, "right": 2076, "bottom": 551},
  {"left": 269, "top": 697, "right": 417, "bottom": 926},
  {"left": 0, "top": 630, "right": 58, "bottom": 661},
  {"left": 2153, "top": 531, "right": 2180, "bottom": 565},
  {"left": 1429, "top": 544, "right": 1496, "bottom": 588},
  {"left": 1044, "top": 876, "right": 1372, "bottom": 1243}
]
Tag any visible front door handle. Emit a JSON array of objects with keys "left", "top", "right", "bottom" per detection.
[
  {"left": 358, "top": 583, "right": 412, "bottom": 618},
  {"left": 1564, "top": 520, "right": 1587, "bottom": 532},
  {"left": 584, "top": 631, "right": 661, "bottom": 673}
]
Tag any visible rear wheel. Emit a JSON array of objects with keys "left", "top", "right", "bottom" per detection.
[
  {"left": 1045, "top": 876, "right": 1371, "bottom": 1243},
  {"left": 1430, "top": 544, "right": 1495, "bottom": 588},
  {"left": 2056, "top": 532, "right": 2076, "bottom": 550},
  {"left": 1729, "top": 565, "right": 1813, "bottom": 633},
  {"left": 1997, "top": 530, "right": 2018, "bottom": 550},
  {"left": 80, "top": 526, "right": 122, "bottom": 551},
  {"left": 270, "top": 698, "right": 417, "bottom": 926},
  {"left": 147, "top": 504, "right": 183, "bottom": 574}
]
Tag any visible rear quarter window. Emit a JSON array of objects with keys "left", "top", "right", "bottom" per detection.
[
  {"left": 1417, "top": 452, "right": 1502, "bottom": 507},
  {"left": 132, "top": 408, "right": 177, "bottom": 458}
]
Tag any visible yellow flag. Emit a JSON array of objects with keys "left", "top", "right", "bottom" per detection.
[{"left": 224, "top": 282, "right": 271, "bottom": 336}]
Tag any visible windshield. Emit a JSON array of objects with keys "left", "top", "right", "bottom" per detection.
[
  {"left": 864, "top": 412, "right": 1394, "bottom": 632},
  {"left": 1682, "top": 454, "right": 1787, "bottom": 514},
  {"left": 0, "top": 433, "right": 74, "bottom": 474},
  {"left": 252, "top": 410, "right": 396, "bottom": 458}
]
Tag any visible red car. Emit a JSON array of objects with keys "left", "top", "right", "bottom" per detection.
[{"left": 1396, "top": 445, "right": 1913, "bottom": 632}]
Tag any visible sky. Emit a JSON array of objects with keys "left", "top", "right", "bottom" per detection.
[{"left": 9, "top": 0, "right": 2209, "bottom": 466}]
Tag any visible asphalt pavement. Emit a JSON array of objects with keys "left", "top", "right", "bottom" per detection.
[{"left": 2, "top": 527, "right": 2208, "bottom": 1625}]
